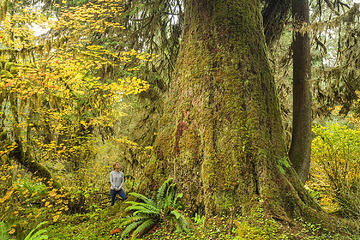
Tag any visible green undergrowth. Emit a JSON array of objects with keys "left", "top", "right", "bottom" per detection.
[
  {"left": 46, "top": 202, "right": 128, "bottom": 240},
  {"left": 2, "top": 180, "right": 357, "bottom": 240},
  {"left": 233, "top": 204, "right": 358, "bottom": 240},
  {"left": 42, "top": 202, "right": 359, "bottom": 240}
]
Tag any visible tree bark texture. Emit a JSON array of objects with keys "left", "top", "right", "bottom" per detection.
[
  {"left": 289, "top": 0, "right": 312, "bottom": 183},
  {"left": 154, "top": 0, "right": 320, "bottom": 220}
]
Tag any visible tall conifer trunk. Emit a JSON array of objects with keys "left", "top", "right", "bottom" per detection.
[
  {"left": 290, "top": 0, "right": 312, "bottom": 183},
  {"left": 154, "top": 0, "right": 319, "bottom": 219}
]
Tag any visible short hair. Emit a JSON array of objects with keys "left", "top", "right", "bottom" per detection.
[{"left": 113, "top": 162, "right": 120, "bottom": 169}]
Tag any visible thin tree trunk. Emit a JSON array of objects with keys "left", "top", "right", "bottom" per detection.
[{"left": 289, "top": 0, "right": 312, "bottom": 183}]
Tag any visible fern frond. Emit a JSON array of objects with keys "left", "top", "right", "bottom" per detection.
[
  {"left": 126, "top": 201, "right": 158, "bottom": 210},
  {"left": 28, "top": 229, "right": 48, "bottom": 240},
  {"left": 156, "top": 178, "right": 173, "bottom": 203},
  {"left": 120, "top": 220, "right": 144, "bottom": 239},
  {"left": 133, "top": 209, "right": 160, "bottom": 216},
  {"left": 126, "top": 207, "right": 159, "bottom": 216},
  {"left": 131, "top": 219, "right": 156, "bottom": 239},
  {"left": 170, "top": 209, "right": 182, "bottom": 219},
  {"left": 165, "top": 188, "right": 175, "bottom": 206},
  {"left": 125, "top": 203, "right": 160, "bottom": 215},
  {"left": 173, "top": 214, "right": 190, "bottom": 233},
  {"left": 119, "top": 216, "right": 148, "bottom": 228},
  {"left": 24, "top": 221, "right": 48, "bottom": 240},
  {"left": 174, "top": 218, "right": 183, "bottom": 233},
  {"left": 173, "top": 193, "right": 183, "bottom": 205},
  {"left": 129, "top": 192, "right": 155, "bottom": 205}
]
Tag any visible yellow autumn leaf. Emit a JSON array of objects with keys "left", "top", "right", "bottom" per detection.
[
  {"left": 49, "top": 190, "right": 57, "bottom": 197},
  {"left": 53, "top": 215, "right": 60, "bottom": 222},
  {"left": 55, "top": 194, "right": 62, "bottom": 199}
]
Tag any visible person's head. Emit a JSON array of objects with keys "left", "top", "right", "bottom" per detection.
[{"left": 113, "top": 162, "right": 120, "bottom": 171}]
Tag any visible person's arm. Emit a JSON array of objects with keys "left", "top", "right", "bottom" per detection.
[
  {"left": 118, "top": 172, "right": 124, "bottom": 190},
  {"left": 110, "top": 172, "right": 115, "bottom": 189}
]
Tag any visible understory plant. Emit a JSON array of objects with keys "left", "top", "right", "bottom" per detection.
[
  {"left": 309, "top": 122, "right": 360, "bottom": 218},
  {"left": 23, "top": 221, "right": 49, "bottom": 240},
  {"left": 0, "top": 221, "right": 48, "bottom": 240},
  {"left": 119, "top": 178, "right": 189, "bottom": 239}
]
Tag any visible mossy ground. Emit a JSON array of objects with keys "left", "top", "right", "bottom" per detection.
[{"left": 43, "top": 201, "right": 359, "bottom": 240}]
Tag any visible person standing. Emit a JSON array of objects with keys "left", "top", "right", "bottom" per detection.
[{"left": 110, "top": 162, "right": 127, "bottom": 206}]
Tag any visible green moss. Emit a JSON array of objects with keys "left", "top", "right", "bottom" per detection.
[
  {"left": 0, "top": 69, "right": 13, "bottom": 78},
  {"left": 150, "top": 0, "right": 315, "bottom": 221},
  {"left": 4, "top": 61, "right": 14, "bottom": 71},
  {"left": 9, "top": 65, "right": 17, "bottom": 74}
]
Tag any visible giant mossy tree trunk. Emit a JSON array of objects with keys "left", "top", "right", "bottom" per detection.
[
  {"left": 154, "top": 0, "right": 321, "bottom": 219},
  {"left": 289, "top": 0, "right": 312, "bottom": 184}
]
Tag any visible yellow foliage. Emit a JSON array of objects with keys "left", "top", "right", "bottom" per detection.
[
  {"left": 8, "top": 228, "right": 15, "bottom": 234},
  {"left": 308, "top": 122, "right": 360, "bottom": 214},
  {"left": 0, "top": 189, "right": 14, "bottom": 204},
  {"left": 0, "top": 0, "right": 155, "bottom": 174},
  {"left": 0, "top": 0, "right": 157, "bottom": 234},
  {"left": 53, "top": 214, "right": 60, "bottom": 222}
]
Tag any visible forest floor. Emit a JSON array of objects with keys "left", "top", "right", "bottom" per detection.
[{"left": 44, "top": 200, "right": 360, "bottom": 240}]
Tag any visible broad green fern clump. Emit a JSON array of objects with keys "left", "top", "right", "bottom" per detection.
[{"left": 119, "top": 178, "right": 189, "bottom": 239}]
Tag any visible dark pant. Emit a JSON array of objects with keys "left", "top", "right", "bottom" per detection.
[{"left": 110, "top": 189, "right": 127, "bottom": 206}]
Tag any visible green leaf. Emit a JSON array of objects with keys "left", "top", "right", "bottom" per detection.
[
  {"left": 278, "top": 165, "right": 285, "bottom": 175},
  {"left": 173, "top": 214, "right": 190, "bottom": 233},
  {"left": 24, "top": 221, "right": 48, "bottom": 240},
  {"left": 125, "top": 203, "right": 160, "bottom": 215},
  {"left": 128, "top": 192, "right": 155, "bottom": 205},
  {"left": 131, "top": 219, "right": 155, "bottom": 238},
  {"left": 119, "top": 216, "right": 147, "bottom": 229},
  {"left": 120, "top": 220, "right": 143, "bottom": 239},
  {"left": 156, "top": 178, "right": 173, "bottom": 204},
  {"left": 170, "top": 209, "right": 181, "bottom": 219}
]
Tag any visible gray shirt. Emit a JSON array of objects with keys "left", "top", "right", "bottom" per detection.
[{"left": 110, "top": 170, "right": 124, "bottom": 191}]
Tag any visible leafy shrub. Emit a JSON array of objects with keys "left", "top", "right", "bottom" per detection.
[
  {"left": 310, "top": 123, "right": 360, "bottom": 218},
  {"left": 14, "top": 179, "right": 48, "bottom": 203},
  {"left": 119, "top": 178, "right": 189, "bottom": 239}
]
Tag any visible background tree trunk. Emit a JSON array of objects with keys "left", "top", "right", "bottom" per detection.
[
  {"left": 7, "top": 94, "right": 61, "bottom": 189},
  {"left": 289, "top": 0, "right": 312, "bottom": 183},
  {"left": 263, "top": 0, "right": 291, "bottom": 47},
  {"left": 154, "top": 0, "right": 320, "bottom": 220}
]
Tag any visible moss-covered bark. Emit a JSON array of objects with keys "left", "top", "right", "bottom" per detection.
[
  {"left": 7, "top": 94, "right": 61, "bottom": 189},
  {"left": 152, "top": 0, "right": 325, "bottom": 221}
]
